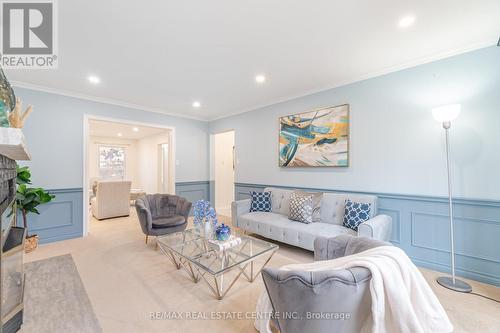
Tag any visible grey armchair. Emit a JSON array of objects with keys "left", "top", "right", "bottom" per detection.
[
  {"left": 135, "top": 194, "right": 192, "bottom": 247},
  {"left": 261, "top": 235, "right": 391, "bottom": 333}
]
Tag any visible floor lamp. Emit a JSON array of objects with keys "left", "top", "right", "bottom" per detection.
[{"left": 432, "top": 104, "right": 472, "bottom": 293}]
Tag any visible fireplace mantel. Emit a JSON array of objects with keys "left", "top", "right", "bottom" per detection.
[{"left": 0, "top": 128, "right": 30, "bottom": 161}]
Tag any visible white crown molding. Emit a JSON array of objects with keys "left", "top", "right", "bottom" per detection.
[
  {"left": 210, "top": 39, "right": 497, "bottom": 121},
  {"left": 10, "top": 39, "right": 497, "bottom": 123},
  {"left": 11, "top": 81, "right": 209, "bottom": 122}
]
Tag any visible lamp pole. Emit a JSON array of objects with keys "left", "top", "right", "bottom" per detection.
[
  {"left": 443, "top": 121, "right": 456, "bottom": 284},
  {"left": 436, "top": 120, "right": 472, "bottom": 293}
]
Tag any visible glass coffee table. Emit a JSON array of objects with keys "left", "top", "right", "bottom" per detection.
[{"left": 157, "top": 229, "right": 278, "bottom": 300}]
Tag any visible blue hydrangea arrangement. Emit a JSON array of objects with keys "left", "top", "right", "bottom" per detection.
[{"left": 193, "top": 200, "right": 218, "bottom": 227}]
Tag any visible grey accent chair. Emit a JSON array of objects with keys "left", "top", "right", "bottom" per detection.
[
  {"left": 261, "top": 234, "right": 391, "bottom": 333},
  {"left": 135, "top": 194, "right": 192, "bottom": 248}
]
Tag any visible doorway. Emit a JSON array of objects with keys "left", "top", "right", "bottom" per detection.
[
  {"left": 83, "top": 115, "right": 175, "bottom": 236},
  {"left": 214, "top": 130, "right": 235, "bottom": 217}
]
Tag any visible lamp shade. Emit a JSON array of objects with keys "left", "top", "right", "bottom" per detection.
[{"left": 432, "top": 104, "right": 461, "bottom": 123}]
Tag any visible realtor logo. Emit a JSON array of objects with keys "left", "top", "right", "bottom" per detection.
[{"left": 0, "top": 0, "right": 57, "bottom": 68}]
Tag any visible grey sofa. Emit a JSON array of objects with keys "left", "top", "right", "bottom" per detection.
[
  {"left": 135, "top": 194, "right": 192, "bottom": 245},
  {"left": 262, "top": 234, "right": 391, "bottom": 333},
  {"left": 231, "top": 187, "right": 392, "bottom": 251}
]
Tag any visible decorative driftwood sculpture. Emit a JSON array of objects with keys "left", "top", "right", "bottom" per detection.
[{"left": 8, "top": 98, "right": 32, "bottom": 128}]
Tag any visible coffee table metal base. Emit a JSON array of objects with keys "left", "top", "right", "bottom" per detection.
[
  {"left": 163, "top": 248, "right": 201, "bottom": 283},
  {"left": 159, "top": 244, "right": 276, "bottom": 300},
  {"left": 195, "top": 251, "right": 276, "bottom": 300}
]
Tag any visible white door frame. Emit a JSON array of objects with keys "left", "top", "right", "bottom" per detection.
[
  {"left": 157, "top": 142, "right": 170, "bottom": 193},
  {"left": 82, "top": 114, "right": 176, "bottom": 236},
  {"left": 212, "top": 129, "right": 235, "bottom": 215}
]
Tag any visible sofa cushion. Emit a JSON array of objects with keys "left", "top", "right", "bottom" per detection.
[
  {"left": 238, "top": 212, "right": 355, "bottom": 251},
  {"left": 294, "top": 190, "right": 323, "bottom": 222},
  {"left": 265, "top": 187, "right": 293, "bottom": 215},
  {"left": 250, "top": 191, "right": 272, "bottom": 212},
  {"left": 320, "top": 193, "right": 378, "bottom": 225},
  {"left": 289, "top": 192, "right": 313, "bottom": 223},
  {"left": 343, "top": 199, "right": 373, "bottom": 231},
  {"left": 346, "top": 194, "right": 377, "bottom": 218},
  {"left": 319, "top": 193, "right": 347, "bottom": 225},
  {"left": 152, "top": 216, "right": 186, "bottom": 229}
]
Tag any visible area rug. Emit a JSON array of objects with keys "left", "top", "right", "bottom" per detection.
[{"left": 22, "top": 254, "right": 102, "bottom": 333}]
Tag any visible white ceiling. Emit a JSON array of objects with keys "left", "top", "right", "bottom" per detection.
[
  {"left": 89, "top": 119, "right": 168, "bottom": 140},
  {"left": 7, "top": 0, "right": 500, "bottom": 121}
]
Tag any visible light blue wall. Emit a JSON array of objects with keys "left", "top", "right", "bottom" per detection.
[
  {"left": 15, "top": 87, "right": 210, "bottom": 241},
  {"left": 210, "top": 46, "right": 500, "bottom": 201},
  {"left": 210, "top": 46, "right": 500, "bottom": 285},
  {"left": 19, "top": 188, "right": 83, "bottom": 244},
  {"left": 175, "top": 181, "right": 211, "bottom": 215},
  {"left": 17, "top": 88, "right": 210, "bottom": 188}
]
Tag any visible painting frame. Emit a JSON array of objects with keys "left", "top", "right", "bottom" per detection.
[{"left": 278, "top": 104, "right": 350, "bottom": 167}]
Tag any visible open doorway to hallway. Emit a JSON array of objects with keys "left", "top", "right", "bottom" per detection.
[
  {"left": 214, "top": 130, "right": 235, "bottom": 217},
  {"left": 83, "top": 116, "right": 175, "bottom": 234}
]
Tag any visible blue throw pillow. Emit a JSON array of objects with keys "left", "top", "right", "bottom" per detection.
[
  {"left": 250, "top": 191, "right": 272, "bottom": 212},
  {"left": 343, "top": 199, "right": 372, "bottom": 231}
]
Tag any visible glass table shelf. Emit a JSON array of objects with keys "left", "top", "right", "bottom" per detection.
[{"left": 157, "top": 229, "right": 278, "bottom": 299}]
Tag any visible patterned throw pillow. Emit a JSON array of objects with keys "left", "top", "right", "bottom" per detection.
[
  {"left": 293, "top": 190, "right": 323, "bottom": 222},
  {"left": 250, "top": 191, "right": 272, "bottom": 212},
  {"left": 289, "top": 192, "right": 313, "bottom": 224},
  {"left": 343, "top": 199, "right": 372, "bottom": 231}
]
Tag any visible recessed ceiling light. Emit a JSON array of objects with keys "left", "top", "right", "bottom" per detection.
[
  {"left": 88, "top": 75, "right": 100, "bottom": 84},
  {"left": 255, "top": 74, "right": 266, "bottom": 84},
  {"left": 117, "top": 132, "right": 123, "bottom": 137},
  {"left": 132, "top": 127, "right": 139, "bottom": 132},
  {"left": 399, "top": 15, "right": 416, "bottom": 28},
  {"left": 192, "top": 101, "right": 201, "bottom": 108}
]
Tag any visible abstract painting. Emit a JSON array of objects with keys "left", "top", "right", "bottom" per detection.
[{"left": 279, "top": 104, "right": 349, "bottom": 167}]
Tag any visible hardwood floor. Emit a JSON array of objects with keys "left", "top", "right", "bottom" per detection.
[{"left": 24, "top": 209, "right": 500, "bottom": 333}]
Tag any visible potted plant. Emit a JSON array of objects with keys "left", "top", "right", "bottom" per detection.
[{"left": 14, "top": 165, "right": 55, "bottom": 252}]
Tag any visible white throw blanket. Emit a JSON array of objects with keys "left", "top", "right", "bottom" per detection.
[{"left": 255, "top": 246, "right": 453, "bottom": 333}]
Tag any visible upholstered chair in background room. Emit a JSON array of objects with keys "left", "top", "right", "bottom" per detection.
[
  {"left": 135, "top": 194, "right": 192, "bottom": 248},
  {"left": 91, "top": 180, "right": 132, "bottom": 220}
]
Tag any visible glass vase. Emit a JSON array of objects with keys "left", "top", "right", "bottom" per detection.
[
  {"left": 193, "top": 221, "right": 203, "bottom": 235},
  {"left": 0, "top": 67, "right": 16, "bottom": 128},
  {"left": 204, "top": 220, "right": 214, "bottom": 240}
]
